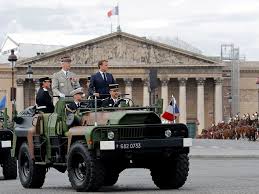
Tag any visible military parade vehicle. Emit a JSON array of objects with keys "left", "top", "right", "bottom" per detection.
[
  {"left": 13, "top": 97, "right": 192, "bottom": 192},
  {"left": 0, "top": 108, "right": 17, "bottom": 180}
]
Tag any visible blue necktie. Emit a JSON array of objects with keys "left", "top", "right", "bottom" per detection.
[{"left": 103, "top": 73, "right": 107, "bottom": 82}]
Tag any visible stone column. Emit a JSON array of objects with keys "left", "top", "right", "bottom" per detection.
[
  {"left": 16, "top": 78, "right": 24, "bottom": 113},
  {"left": 124, "top": 78, "right": 133, "bottom": 99},
  {"left": 178, "top": 78, "right": 187, "bottom": 124},
  {"left": 196, "top": 78, "right": 205, "bottom": 135},
  {"left": 35, "top": 79, "right": 40, "bottom": 97},
  {"left": 161, "top": 79, "right": 169, "bottom": 112},
  {"left": 143, "top": 79, "right": 150, "bottom": 106},
  {"left": 214, "top": 77, "right": 223, "bottom": 124}
]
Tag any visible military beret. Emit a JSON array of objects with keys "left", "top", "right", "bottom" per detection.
[
  {"left": 109, "top": 84, "right": 119, "bottom": 90},
  {"left": 60, "top": 56, "right": 72, "bottom": 63},
  {"left": 70, "top": 87, "right": 84, "bottom": 96},
  {"left": 39, "top": 77, "right": 51, "bottom": 83}
]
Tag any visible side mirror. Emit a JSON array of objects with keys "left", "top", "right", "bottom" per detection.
[{"left": 13, "top": 116, "right": 24, "bottom": 124}]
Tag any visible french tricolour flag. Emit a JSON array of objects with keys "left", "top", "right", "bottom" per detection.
[
  {"left": 161, "top": 96, "right": 180, "bottom": 122},
  {"left": 107, "top": 6, "right": 119, "bottom": 17}
]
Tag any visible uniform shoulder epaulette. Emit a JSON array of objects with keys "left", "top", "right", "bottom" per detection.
[{"left": 65, "top": 104, "right": 77, "bottom": 113}]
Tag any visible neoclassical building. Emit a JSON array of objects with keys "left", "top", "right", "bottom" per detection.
[
  {"left": 1, "top": 32, "right": 257, "bottom": 134},
  {"left": 14, "top": 31, "right": 227, "bottom": 134}
]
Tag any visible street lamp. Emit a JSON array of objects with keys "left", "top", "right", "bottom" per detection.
[
  {"left": 228, "top": 95, "right": 232, "bottom": 118},
  {"left": 8, "top": 49, "right": 17, "bottom": 118},
  {"left": 26, "top": 64, "right": 33, "bottom": 106},
  {"left": 256, "top": 78, "right": 259, "bottom": 112}
]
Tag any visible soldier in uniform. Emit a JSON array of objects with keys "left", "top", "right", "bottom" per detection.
[
  {"left": 66, "top": 88, "right": 84, "bottom": 127},
  {"left": 102, "top": 84, "right": 126, "bottom": 107},
  {"left": 52, "top": 56, "right": 80, "bottom": 98},
  {"left": 36, "top": 77, "right": 54, "bottom": 113}
]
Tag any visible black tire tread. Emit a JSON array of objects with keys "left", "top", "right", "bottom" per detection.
[
  {"left": 103, "top": 170, "right": 119, "bottom": 186},
  {"left": 2, "top": 152, "right": 17, "bottom": 180},
  {"left": 67, "top": 142, "right": 105, "bottom": 192},
  {"left": 151, "top": 154, "right": 189, "bottom": 189},
  {"left": 18, "top": 143, "right": 46, "bottom": 188}
]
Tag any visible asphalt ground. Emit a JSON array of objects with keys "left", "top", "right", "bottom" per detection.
[{"left": 1, "top": 139, "right": 259, "bottom": 194}]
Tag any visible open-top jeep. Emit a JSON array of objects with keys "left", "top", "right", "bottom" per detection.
[
  {"left": 13, "top": 98, "right": 192, "bottom": 191},
  {"left": 0, "top": 108, "right": 17, "bottom": 179}
]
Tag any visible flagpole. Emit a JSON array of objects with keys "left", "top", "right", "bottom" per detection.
[
  {"left": 110, "top": 17, "right": 113, "bottom": 33},
  {"left": 117, "top": 1, "right": 120, "bottom": 31},
  {"left": 172, "top": 95, "right": 176, "bottom": 124}
]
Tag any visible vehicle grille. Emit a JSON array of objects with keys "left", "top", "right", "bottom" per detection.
[
  {"left": 118, "top": 127, "right": 144, "bottom": 139},
  {"left": 96, "top": 124, "right": 187, "bottom": 140}
]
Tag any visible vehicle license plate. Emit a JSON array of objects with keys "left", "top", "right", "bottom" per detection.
[{"left": 116, "top": 142, "right": 142, "bottom": 149}]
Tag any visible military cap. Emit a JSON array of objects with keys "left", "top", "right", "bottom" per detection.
[
  {"left": 39, "top": 77, "right": 51, "bottom": 83},
  {"left": 109, "top": 84, "right": 119, "bottom": 91},
  {"left": 60, "top": 56, "right": 72, "bottom": 63},
  {"left": 70, "top": 87, "right": 84, "bottom": 96}
]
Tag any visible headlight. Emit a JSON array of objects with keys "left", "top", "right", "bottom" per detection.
[
  {"left": 107, "top": 131, "right": 115, "bottom": 140},
  {"left": 165, "top": 129, "right": 172, "bottom": 138}
]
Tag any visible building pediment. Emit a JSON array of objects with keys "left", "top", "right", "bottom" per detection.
[{"left": 17, "top": 32, "right": 220, "bottom": 68}]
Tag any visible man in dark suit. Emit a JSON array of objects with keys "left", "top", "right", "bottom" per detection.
[
  {"left": 36, "top": 77, "right": 54, "bottom": 113},
  {"left": 102, "top": 84, "right": 126, "bottom": 107},
  {"left": 88, "top": 60, "right": 116, "bottom": 99}
]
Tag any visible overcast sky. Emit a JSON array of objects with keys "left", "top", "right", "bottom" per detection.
[{"left": 0, "top": 0, "right": 258, "bottom": 60}]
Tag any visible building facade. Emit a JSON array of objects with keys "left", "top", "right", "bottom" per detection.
[{"left": 15, "top": 32, "right": 227, "bottom": 134}]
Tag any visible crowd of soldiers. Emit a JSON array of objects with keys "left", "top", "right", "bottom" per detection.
[{"left": 197, "top": 112, "right": 259, "bottom": 141}]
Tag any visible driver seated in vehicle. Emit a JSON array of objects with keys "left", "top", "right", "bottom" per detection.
[
  {"left": 65, "top": 87, "right": 84, "bottom": 127},
  {"left": 101, "top": 84, "right": 126, "bottom": 108}
]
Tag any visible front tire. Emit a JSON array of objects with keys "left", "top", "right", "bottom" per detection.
[
  {"left": 103, "top": 169, "right": 119, "bottom": 186},
  {"left": 67, "top": 142, "right": 105, "bottom": 192},
  {"left": 151, "top": 154, "right": 189, "bottom": 189},
  {"left": 18, "top": 143, "right": 46, "bottom": 188},
  {"left": 2, "top": 151, "right": 17, "bottom": 180}
]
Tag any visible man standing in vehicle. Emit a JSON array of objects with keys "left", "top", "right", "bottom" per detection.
[
  {"left": 88, "top": 60, "right": 116, "bottom": 99},
  {"left": 52, "top": 56, "right": 80, "bottom": 98}
]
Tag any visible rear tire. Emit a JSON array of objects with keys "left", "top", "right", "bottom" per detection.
[
  {"left": 151, "top": 154, "right": 189, "bottom": 189},
  {"left": 67, "top": 142, "right": 105, "bottom": 192},
  {"left": 2, "top": 151, "right": 17, "bottom": 180},
  {"left": 18, "top": 143, "right": 46, "bottom": 188}
]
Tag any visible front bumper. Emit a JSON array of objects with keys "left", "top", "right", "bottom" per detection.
[{"left": 99, "top": 138, "right": 192, "bottom": 151}]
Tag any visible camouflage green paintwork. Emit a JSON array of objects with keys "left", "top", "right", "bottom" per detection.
[{"left": 13, "top": 98, "right": 165, "bottom": 162}]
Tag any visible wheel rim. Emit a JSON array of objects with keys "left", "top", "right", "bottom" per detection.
[
  {"left": 72, "top": 154, "right": 87, "bottom": 182},
  {"left": 20, "top": 152, "right": 30, "bottom": 179}
]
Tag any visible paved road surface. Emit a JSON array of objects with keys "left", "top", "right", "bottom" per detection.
[
  {"left": 1, "top": 139, "right": 259, "bottom": 194},
  {"left": 1, "top": 158, "right": 259, "bottom": 194}
]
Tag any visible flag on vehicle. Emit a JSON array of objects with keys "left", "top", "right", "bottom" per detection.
[
  {"left": 161, "top": 95, "right": 180, "bottom": 121},
  {"left": 0, "top": 96, "right": 6, "bottom": 110},
  {"left": 107, "top": 6, "right": 119, "bottom": 17}
]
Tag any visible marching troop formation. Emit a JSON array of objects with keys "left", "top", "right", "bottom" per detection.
[{"left": 197, "top": 112, "right": 259, "bottom": 141}]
